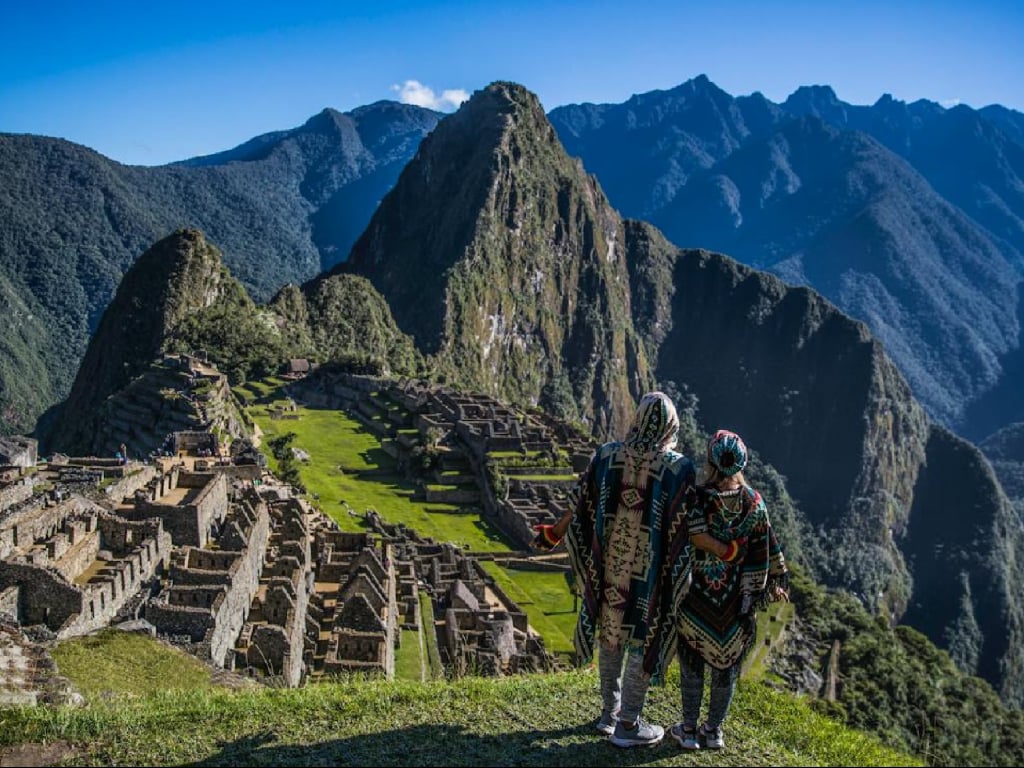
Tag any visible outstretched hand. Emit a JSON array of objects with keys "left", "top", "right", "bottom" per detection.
[
  {"left": 722, "top": 536, "right": 749, "bottom": 563},
  {"left": 769, "top": 584, "right": 790, "bottom": 603},
  {"left": 531, "top": 524, "right": 562, "bottom": 551}
]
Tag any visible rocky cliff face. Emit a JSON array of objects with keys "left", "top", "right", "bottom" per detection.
[
  {"left": 48, "top": 229, "right": 234, "bottom": 453},
  {"left": 341, "top": 82, "right": 652, "bottom": 436},
  {"left": 903, "top": 425, "right": 1024, "bottom": 707},
  {"left": 627, "top": 238, "right": 931, "bottom": 611}
]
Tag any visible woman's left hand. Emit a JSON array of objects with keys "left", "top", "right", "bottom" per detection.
[{"left": 769, "top": 584, "right": 789, "bottom": 603}]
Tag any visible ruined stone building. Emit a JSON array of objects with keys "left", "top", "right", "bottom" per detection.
[
  {"left": 235, "top": 496, "right": 314, "bottom": 687},
  {"left": 0, "top": 436, "right": 38, "bottom": 468},
  {"left": 0, "top": 497, "right": 172, "bottom": 639},
  {"left": 145, "top": 486, "right": 270, "bottom": 667},
  {"left": 309, "top": 528, "right": 398, "bottom": 679},
  {"left": 365, "top": 512, "right": 552, "bottom": 677}
]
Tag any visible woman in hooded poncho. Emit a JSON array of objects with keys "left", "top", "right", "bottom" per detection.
[{"left": 534, "top": 393, "right": 740, "bottom": 748}]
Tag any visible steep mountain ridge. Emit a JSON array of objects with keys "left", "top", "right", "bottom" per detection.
[
  {"left": 652, "top": 115, "right": 1019, "bottom": 427},
  {"left": 549, "top": 76, "right": 1024, "bottom": 440},
  {"left": 340, "top": 82, "right": 652, "bottom": 436},
  {"left": 47, "top": 229, "right": 241, "bottom": 452}
]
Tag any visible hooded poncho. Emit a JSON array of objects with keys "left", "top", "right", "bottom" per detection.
[{"left": 565, "top": 392, "right": 696, "bottom": 682}]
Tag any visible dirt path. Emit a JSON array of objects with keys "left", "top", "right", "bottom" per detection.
[{"left": 0, "top": 741, "right": 78, "bottom": 767}]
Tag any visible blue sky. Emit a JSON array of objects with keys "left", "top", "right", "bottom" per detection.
[{"left": 2, "top": 0, "right": 1022, "bottom": 165}]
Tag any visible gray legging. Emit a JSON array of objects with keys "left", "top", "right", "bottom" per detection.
[
  {"left": 678, "top": 643, "right": 740, "bottom": 730},
  {"left": 598, "top": 642, "right": 650, "bottom": 723}
]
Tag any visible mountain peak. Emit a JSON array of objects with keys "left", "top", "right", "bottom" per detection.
[
  {"left": 343, "top": 81, "right": 647, "bottom": 436},
  {"left": 782, "top": 85, "right": 845, "bottom": 120},
  {"left": 300, "top": 107, "right": 357, "bottom": 138},
  {"left": 46, "top": 228, "right": 235, "bottom": 452}
]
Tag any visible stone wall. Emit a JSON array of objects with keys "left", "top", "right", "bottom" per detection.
[
  {"left": 103, "top": 465, "right": 157, "bottom": 501},
  {"left": 130, "top": 471, "right": 228, "bottom": 547},
  {"left": 0, "top": 563, "right": 82, "bottom": 631},
  {"left": 147, "top": 495, "right": 270, "bottom": 666},
  {"left": 0, "top": 586, "right": 19, "bottom": 621},
  {"left": 0, "top": 483, "right": 33, "bottom": 516}
]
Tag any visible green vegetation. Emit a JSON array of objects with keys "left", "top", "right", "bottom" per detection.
[
  {"left": 420, "top": 591, "right": 443, "bottom": 681},
  {"left": 394, "top": 630, "right": 424, "bottom": 682},
  {"left": 482, "top": 563, "right": 576, "bottom": 655},
  {"left": 0, "top": 668, "right": 920, "bottom": 766},
  {"left": 50, "top": 630, "right": 216, "bottom": 699},
  {"left": 253, "top": 406, "right": 510, "bottom": 551},
  {"left": 790, "top": 565, "right": 1024, "bottom": 766}
]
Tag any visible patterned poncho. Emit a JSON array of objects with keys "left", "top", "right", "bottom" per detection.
[
  {"left": 565, "top": 392, "right": 696, "bottom": 683},
  {"left": 678, "top": 483, "right": 788, "bottom": 669}
]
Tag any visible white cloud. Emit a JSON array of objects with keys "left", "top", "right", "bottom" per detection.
[
  {"left": 940, "top": 98, "right": 961, "bottom": 108},
  {"left": 391, "top": 80, "right": 469, "bottom": 111}
]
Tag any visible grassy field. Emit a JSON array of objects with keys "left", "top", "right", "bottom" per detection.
[
  {"left": 253, "top": 405, "right": 511, "bottom": 551},
  {"left": 49, "top": 630, "right": 219, "bottom": 699},
  {"left": 394, "top": 630, "right": 424, "bottom": 682},
  {"left": 482, "top": 563, "right": 576, "bottom": 655},
  {"left": 0, "top": 667, "right": 921, "bottom": 767}
]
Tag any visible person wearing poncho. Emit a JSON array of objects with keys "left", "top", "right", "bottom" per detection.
[
  {"left": 670, "top": 429, "right": 789, "bottom": 752},
  {"left": 537, "top": 392, "right": 737, "bottom": 748}
]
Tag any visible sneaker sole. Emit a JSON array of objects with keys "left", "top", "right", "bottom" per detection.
[
  {"left": 671, "top": 732, "right": 700, "bottom": 750},
  {"left": 608, "top": 734, "right": 664, "bottom": 748}
]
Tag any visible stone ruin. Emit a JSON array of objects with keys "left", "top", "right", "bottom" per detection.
[
  {"left": 0, "top": 422, "right": 553, "bottom": 695},
  {"left": 2, "top": 361, "right": 588, "bottom": 699}
]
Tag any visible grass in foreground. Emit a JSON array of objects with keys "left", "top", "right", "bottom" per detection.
[{"left": 0, "top": 667, "right": 921, "bottom": 767}]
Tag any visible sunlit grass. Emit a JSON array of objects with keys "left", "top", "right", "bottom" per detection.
[
  {"left": 0, "top": 669, "right": 922, "bottom": 766},
  {"left": 50, "top": 629, "right": 216, "bottom": 700}
]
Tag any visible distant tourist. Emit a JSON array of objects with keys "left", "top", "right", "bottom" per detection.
[
  {"left": 670, "top": 429, "right": 789, "bottom": 751},
  {"left": 533, "top": 393, "right": 741, "bottom": 748}
]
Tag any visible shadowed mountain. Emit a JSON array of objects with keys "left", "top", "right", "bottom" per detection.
[
  {"left": 549, "top": 76, "right": 1024, "bottom": 440},
  {"left": 651, "top": 116, "right": 1019, "bottom": 429},
  {"left": 625, "top": 228, "right": 1024, "bottom": 705},
  {"left": 0, "top": 102, "right": 438, "bottom": 435},
  {"left": 902, "top": 425, "right": 1024, "bottom": 704},
  {"left": 338, "top": 82, "right": 653, "bottom": 436}
]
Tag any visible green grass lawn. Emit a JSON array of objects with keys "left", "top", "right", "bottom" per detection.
[
  {"left": 395, "top": 630, "right": 424, "bottom": 682},
  {"left": 746, "top": 601, "right": 797, "bottom": 680},
  {"left": 50, "top": 630, "right": 217, "bottom": 700},
  {"left": 0, "top": 668, "right": 921, "bottom": 766},
  {"left": 253, "top": 406, "right": 512, "bottom": 552},
  {"left": 482, "top": 563, "right": 576, "bottom": 654}
]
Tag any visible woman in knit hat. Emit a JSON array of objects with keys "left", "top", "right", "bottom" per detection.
[{"left": 670, "top": 429, "right": 789, "bottom": 752}]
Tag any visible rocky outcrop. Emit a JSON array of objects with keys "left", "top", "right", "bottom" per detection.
[{"left": 341, "top": 82, "right": 653, "bottom": 437}]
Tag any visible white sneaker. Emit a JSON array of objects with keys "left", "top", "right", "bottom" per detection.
[
  {"left": 595, "top": 710, "right": 618, "bottom": 736},
  {"left": 670, "top": 723, "right": 700, "bottom": 750},
  {"left": 701, "top": 722, "right": 725, "bottom": 749},
  {"left": 609, "top": 717, "right": 665, "bottom": 748}
]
